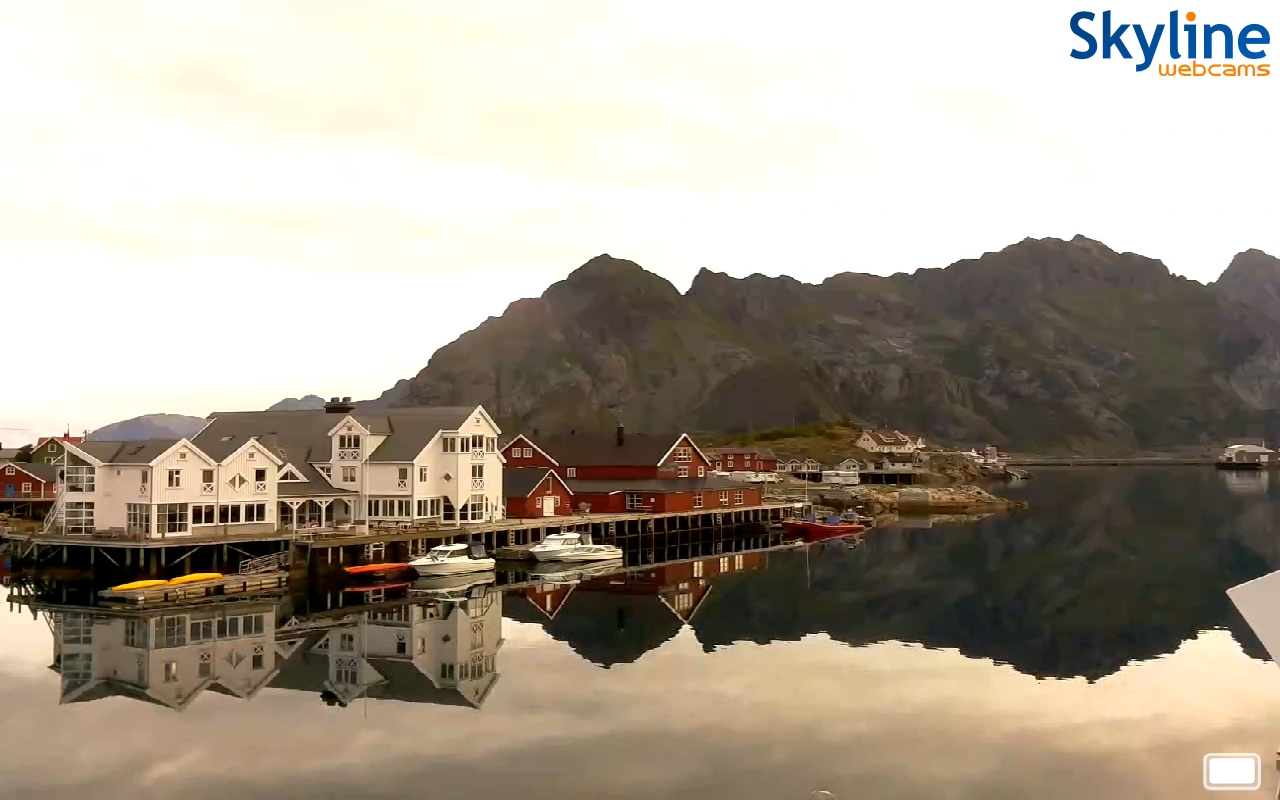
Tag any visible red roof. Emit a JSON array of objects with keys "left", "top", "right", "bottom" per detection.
[{"left": 35, "top": 435, "right": 84, "bottom": 447}]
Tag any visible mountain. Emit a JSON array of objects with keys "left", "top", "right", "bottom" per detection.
[
  {"left": 266, "top": 395, "right": 327, "bottom": 411},
  {"left": 88, "top": 414, "right": 207, "bottom": 441},
  {"left": 379, "top": 237, "right": 1280, "bottom": 454}
]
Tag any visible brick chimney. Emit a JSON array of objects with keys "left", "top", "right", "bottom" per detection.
[
  {"left": 324, "top": 396, "right": 356, "bottom": 414},
  {"left": 616, "top": 423, "right": 625, "bottom": 447}
]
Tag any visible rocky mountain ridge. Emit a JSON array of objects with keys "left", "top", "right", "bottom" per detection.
[{"left": 371, "top": 237, "right": 1280, "bottom": 454}]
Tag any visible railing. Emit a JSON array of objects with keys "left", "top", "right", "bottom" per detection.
[
  {"left": 471, "top": 449, "right": 485, "bottom": 460},
  {"left": 470, "top": 478, "right": 484, "bottom": 490},
  {"left": 337, "top": 449, "right": 360, "bottom": 460},
  {"left": 0, "top": 487, "right": 59, "bottom": 499},
  {"left": 239, "top": 551, "right": 289, "bottom": 575},
  {"left": 396, "top": 480, "right": 408, "bottom": 490},
  {"left": 200, "top": 482, "right": 214, "bottom": 495},
  {"left": 254, "top": 481, "right": 268, "bottom": 494}
]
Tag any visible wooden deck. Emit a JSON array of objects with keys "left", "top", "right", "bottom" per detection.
[{"left": 97, "top": 572, "right": 289, "bottom": 605}]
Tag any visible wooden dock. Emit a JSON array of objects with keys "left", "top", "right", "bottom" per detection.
[{"left": 97, "top": 572, "right": 289, "bottom": 605}]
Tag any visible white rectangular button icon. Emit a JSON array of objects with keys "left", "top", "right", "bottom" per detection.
[{"left": 1203, "top": 753, "right": 1261, "bottom": 790}]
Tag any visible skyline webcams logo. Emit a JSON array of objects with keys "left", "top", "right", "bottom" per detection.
[{"left": 1070, "top": 10, "right": 1271, "bottom": 76}]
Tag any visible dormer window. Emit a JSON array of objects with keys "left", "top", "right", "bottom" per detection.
[
  {"left": 338, "top": 434, "right": 360, "bottom": 450},
  {"left": 279, "top": 469, "right": 303, "bottom": 482}
]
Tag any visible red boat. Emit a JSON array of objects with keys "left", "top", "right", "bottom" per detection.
[
  {"left": 782, "top": 516, "right": 866, "bottom": 543},
  {"left": 343, "top": 563, "right": 409, "bottom": 577}
]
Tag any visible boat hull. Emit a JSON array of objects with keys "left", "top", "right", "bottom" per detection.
[
  {"left": 411, "top": 557, "right": 497, "bottom": 576},
  {"left": 530, "top": 547, "right": 625, "bottom": 562},
  {"left": 413, "top": 572, "right": 497, "bottom": 593},
  {"left": 781, "top": 521, "right": 865, "bottom": 542},
  {"left": 166, "top": 573, "right": 223, "bottom": 586}
]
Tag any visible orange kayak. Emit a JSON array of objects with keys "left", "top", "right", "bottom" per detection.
[{"left": 344, "top": 563, "right": 409, "bottom": 576}]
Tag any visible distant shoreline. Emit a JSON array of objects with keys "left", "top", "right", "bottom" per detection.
[{"left": 1006, "top": 457, "right": 1214, "bottom": 466}]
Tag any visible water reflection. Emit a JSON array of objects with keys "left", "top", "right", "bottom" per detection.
[{"left": 1220, "top": 468, "right": 1271, "bottom": 496}]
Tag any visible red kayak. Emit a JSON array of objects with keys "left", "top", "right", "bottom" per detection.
[
  {"left": 344, "top": 563, "right": 409, "bottom": 576},
  {"left": 782, "top": 519, "right": 865, "bottom": 543}
]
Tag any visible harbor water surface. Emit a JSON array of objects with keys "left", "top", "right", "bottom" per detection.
[{"left": 4, "top": 468, "right": 1280, "bottom": 799}]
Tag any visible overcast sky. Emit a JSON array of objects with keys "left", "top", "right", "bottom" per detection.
[{"left": 3, "top": 1, "right": 1277, "bottom": 440}]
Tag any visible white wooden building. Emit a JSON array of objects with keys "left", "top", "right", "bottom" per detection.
[
  {"left": 855, "top": 429, "right": 922, "bottom": 454},
  {"left": 42, "top": 399, "right": 505, "bottom": 539}
]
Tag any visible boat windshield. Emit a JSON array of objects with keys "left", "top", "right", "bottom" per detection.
[
  {"left": 427, "top": 545, "right": 467, "bottom": 561},
  {"left": 540, "top": 534, "right": 580, "bottom": 546}
]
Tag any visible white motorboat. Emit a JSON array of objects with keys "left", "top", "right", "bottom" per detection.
[
  {"left": 528, "top": 531, "right": 624, "bottom": 562},
  {"left": 410, "top": 543, "right": 496, "bottom": 576},
  {"left": 411, "top": 571, "right": 497, "bottom": 599},
  {"left": 529, "top": 558, "right": 625, "bottom": 584}
]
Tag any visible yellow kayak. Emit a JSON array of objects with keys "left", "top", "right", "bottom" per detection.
[
  {"left": 109, "top": 579, "right": 168, "bottom": 592},
  {"left": 166, "top": 572, "right": 223, "bottom": 586}
]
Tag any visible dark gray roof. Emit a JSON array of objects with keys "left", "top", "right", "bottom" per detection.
[
  {"left": 0, "top": 448, "right": 22, "bottom": 461},
  {"left": 270, "top": 646, "right": 480, "bottom": 708},
  {"left": 565, "top": 476, "right": 754, "bottom": 494},
  {"left": 365, "top": 407, "right": 477, "bottom": 461},
  {"left": 503, "top": 468, "right": 559, "bottom": 498},
  {"left": 518, "top": 432, "right": 688, "bottom": 468},
  {"left": 4, "top": 462, "right": 57, "bottom": 482},
  {"left": 75, "top": 439, "right": 181, "bottom": 464},
  {"left": 706, "top": 447, "right": 777, "bottom": 459}
]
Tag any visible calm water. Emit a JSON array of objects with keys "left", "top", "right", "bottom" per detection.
[{"left": 6, "top": 468, "right": 1280, "bottom": 799}]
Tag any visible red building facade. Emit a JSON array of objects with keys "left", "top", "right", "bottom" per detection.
[
  {"left": 0, "top": 462, "right": 57, "bottom": 499},
  {"left": 708, "top": 447, "right": 778, "bottom": 473},
  {"left": 503, "top": 468, "right": 575, "bottom": 519}
]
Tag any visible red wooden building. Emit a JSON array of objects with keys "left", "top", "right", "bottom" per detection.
[
  {"left": 0, "top": 462, "right": 58, "bottom": 500},
  {"left": 705, "top": 447, "right": 778, "bottom": 473},
  {"left": 501, "top": 426, "right": 763, "bottom": 514},
  {"left": 503, "top": 468, "right": 575, "bottom": 519}
]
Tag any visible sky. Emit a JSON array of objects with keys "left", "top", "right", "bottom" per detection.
[{"left": 3, "top": 1, "right": 1278, "bottom": 441}]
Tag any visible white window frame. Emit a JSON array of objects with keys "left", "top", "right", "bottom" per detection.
[
  {"left": 719, "top": 491, "right": 729, "bottom": 506},
  {"left": 693, "top": 492, "right": 703, "bottom": 509},
  {"left": 341, "top": 466, "right": 357, "bottom": 483},
  {"left": 677, "top": 466, "right": 688, "bottom": 478},
  {"left": 566, "top": 468, "right": 576, "bottom": 478},
  {"left": 523, "top": 447, "right": 533, "bottom": 458},
  {"left": 734, "top": 490, "right": 744, "bottom": 505},
  {"left": 418, "top": 466, "right": 429, "bottom": 482},
  {"left": 167, "top": 469, "right": 182, "bottom": 489},
  {"left": 698, "top": 466, "right": 705, "bottom": 477}
]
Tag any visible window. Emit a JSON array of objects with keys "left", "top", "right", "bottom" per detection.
[
  {"left": 47, "top": 442, "right": 56, "bottom": 452},
  {"left": 442, "top": 436, "right": 457, "bottom": 453},
  {"left": 199, "top": 651, "right": 212, "bottom": 678},
  {"left": 674, "top": 446, "right": 692, "bottom": 463},
  {"left": 734, "top": 490, "right": 744, "bottom": 505},
  {"left": 719, "top": 491, "right": 729, "bottom": 506},
  {"left": 167, "top": 469, "right": 181, "bottom": 489},
  {"left": 2, "top": 466, "right": 12, "bottom": 475},
  {"left": 470, "top": 434, "right": 484, "bottom": 451},
  {"left": 440, "top": 663, "right": 455, "bottom": 680},
  {"left": 698, "top": 466, "right": 705, "bottom": 477},
  {"left": 396, "top": 633, "right": 408, "bottom": 655},
  {"left": 339, "top": 633, "right": 355, "bottom": 652},
  {"left": 727, "top": 458, "right": 735, "bottom": 468},
  {"left": 524, "top": 447, "right": 533, "bottom": 458},
  {"left": 553, "top": 495, "right": 561, "bottom": 508},
  {"left": 217, "top": 616, "right": 240, "bottom": 638},
  {"left": 62, "top": 652, "right": 93, "bottom": 681},
  {"left": 338, "top": 434, "right": 361, "bottom": 450},
  {"left": 469, "top": 493, "right": 486, "bottom": 521},
  {"left": 734, "top": 555, "right": 744, "bottom": 570},
  {"left": 625, "top": 493, "right": 644, "bottom": 511},
  {"left": 471, "top": 463, "right": 484, "bottom": 489},
  {"left": 247, "top": 450, "right": 256, "bottom": 460},
  {"left": 566, "top": 468, "right": 576, "bottom": 478},
  {"left": 415, "top": 497, "right": 442, "bottom": 518},
  {"left": 65, "top": 502, "right": 95, "bottom": 534},
  {"left": 673, "top": 593, "right": 693, "bottom": 612},
  {"left": 191, "top": 504, "right": 215, "bottom": 525},
  {"left": 164, "top": 662, "right": 179, "bottom": 683},
  {"left": 157, "top": 503, "right": 188, "bottom": 534},
  {"left": 65, "top": 465, "right": 95, "bottom": 493},
  {"left": 720, "top": 557, "right": 729, "bottom": 572},
  {"left": 486, "top": 437, "right": 496, "bottom": 452},
  {"left": 693, "top": 492, "right": 703, "bottom": 509},
  {"left": 63, "top": 613, "right": 93, "bottom": 644},
  {"left": 124, "top": 619, "right": 148, "bottom": 649},
  {"left": 471, "top": 621, "right": 484, "bottom": 649},
  {"left": 20, "top": 482, "right": 31, "bottom": 494},
  {"left": 177, "top": 451, "right": 188, "bottom": 461},
  {"left": 318, "top": 466, "right": 332, "bottom": 480},
  {"left": 336, "top": 658, "right": 359, "bottom": 686},
  {"left": 252, "top": 644, "right": 264, "bottom": 671},
  {"left": 279, "top": 469, "right": 301, "bottom": 482},
  {"left": 127, "top": 503, "right": 153, "bottom": 533},
  {"left": 715, "top": 461, "right": 722, "bottom": 470},
  {"left": 396, "top": 466, "right": 409, "bottom": 489},
  {"left": 189, "top": 619, "right": 214, "bottom": 642},
  {"left": 244, "top": 503, "right": 267, "bottom": 522},
  {"left": 693, "top": 560, "right": 704, "bottom": 578},
  {"left": 219, "top": 504, "right": 241, "bottom": 524},
  {"left": 677, "top": 466, "right": 688, "bottom": 478},
  {"left": 242, "top": 614, "right": 264, "bottom": 635},
  {"left": 161, "top": 616, "right": 186, "bottom": 648},
  {"left": 200, "top": 469, "right": 214, "bottom": 494},
  {"left": 342, "top": 466, "right": 356, "bottom": 483},
  {"left": 254, "top": 468, "right": 267, "bottom": 493},
  {"left": 418, "top": 466, "right": 429, "bottom": 482}
]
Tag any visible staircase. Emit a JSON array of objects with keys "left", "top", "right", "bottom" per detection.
[
  {"left": 238, "top": 551, "right": 290, "bottom": 575},
  {"left": 40, "top": 486, "right": 66, "bottom": 537}
]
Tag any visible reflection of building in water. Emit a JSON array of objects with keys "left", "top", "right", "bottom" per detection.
[
  {"left": 507, "top": 552, "right": 767, "bottom": 666},
  {"left": 1219, "top": 469, "right": 1270, "bottom": 496},
  {"left": 272, "top": 588, "right": 503, "bottom": 709},
  {"left": 49, "top": 602, "right": 280, "bottom": 711},
  {"left": 1229, "top": 570, "right": 1280, "bottom": 664}
]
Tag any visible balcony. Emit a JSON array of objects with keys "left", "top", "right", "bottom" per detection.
[
  {"left": 1, "top": 486, "right": 58, "bottom": 500},
  {"left": 337, "top": 449, "right": 361, "bottom": 461},
  {"left": 471, "top": 478, "right": 484, "bottom": 490}
]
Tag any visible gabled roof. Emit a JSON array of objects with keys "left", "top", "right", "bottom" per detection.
[
  {"left": 1, "top": 461, "right": 56, "bottom": 482},
  {"left": 565, "top": 476, "right": 754, "bottom": 494},
  {"left": 0, "top": 448, "right": 23, "bottom": 461},
  {"left": 75, "top": 439, "right": 201, "bottom": 465},
  {"left": 503, "top": 467, "right": 573, "bottom": 498},
  {"left": 860, "top": 429, "right": 911, "bottom": 445},
  {"left": 501, "top": 434, "right": 560, "bottom": 466},
  {"left": 705, "top": 447, "right": 778, "bottom": 459},
  {"left": 366, "top": 407, "right": 478, "bottom": 461},
  {"left": 520, "top": 431, "right": 700, "bottom": 468}
]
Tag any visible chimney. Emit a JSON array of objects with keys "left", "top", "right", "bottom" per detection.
[
  {"left": 616, "top": 423, "right": 625, "bottom": 447},
  {"left": 532, "top": 427, "right": 539, "bottom": 437},
  {"left": 569, "top": 429, "right": 576, "bottom": 435},
  {"left": 324, "top": 396, "right": 356, "bottom": 414}
]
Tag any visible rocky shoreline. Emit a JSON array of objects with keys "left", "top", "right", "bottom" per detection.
[{"left": 803, "top": 483, "right": 1027, "bottom": 515}]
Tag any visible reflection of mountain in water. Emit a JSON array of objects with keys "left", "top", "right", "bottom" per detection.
[{"left": 689, "top": 469, "right": 1279, "bottom": 680}]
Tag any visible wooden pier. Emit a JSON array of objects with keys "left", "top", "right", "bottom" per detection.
[
  {"left": 1, "top": 502, "right": 803, "bottom": 579},
  {"left": 97, "top": 571, "right": 289, "bottom": 605}
]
